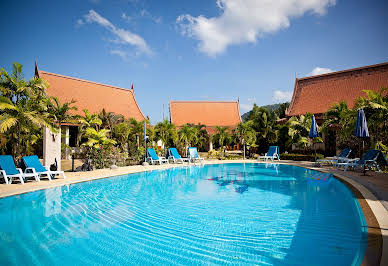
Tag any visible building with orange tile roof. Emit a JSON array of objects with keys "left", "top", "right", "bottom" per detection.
[
  {"left": 36, "top": 67, "right": 145, "bottom": 121},
  {"left": 286, "top": 62, "right": 388, "bottom": 155},
  {"left": 170, "top": 101, "right": 242, "bottom": 134},
  {"left": 286, "top": 62, "right": 388, "bottom": 117},
  {"left": 35, "top": 64, "right": 146, "bottom": 158},
  {"left": 169, "top": 101, "right": 242, "bottom": 150}
]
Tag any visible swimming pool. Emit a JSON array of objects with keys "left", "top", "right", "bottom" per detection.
[{"left": 0, "top": 163, "right": 367, "bottom": 265}]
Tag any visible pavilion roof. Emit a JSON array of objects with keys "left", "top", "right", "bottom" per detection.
[
  {"left": 286, "top": 62, "right": 388, "bottom": 116},
  {"left": 37, "top": 69, "right": 145, "bottom": 121}
]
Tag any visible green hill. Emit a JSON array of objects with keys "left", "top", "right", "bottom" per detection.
[{"left": 241, "top": 102, "right": 289, "bottom": 121}]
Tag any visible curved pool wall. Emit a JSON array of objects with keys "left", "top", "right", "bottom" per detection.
[{"left": 0, "top": 163, "right": 367, "bottom": 265}]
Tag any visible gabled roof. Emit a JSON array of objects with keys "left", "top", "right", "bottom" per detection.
[
  {"left": 37, "top": 69, "right": 146, "bottom": 121},
  {"left": 170, "top": 101, "right": 242, "bottom": 131},
  {"left": 286, "top": 62, "right": 388, "bottom": 116}
]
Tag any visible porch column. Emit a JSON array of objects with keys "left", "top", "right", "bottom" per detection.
[
  {"left": 43, "top": 127, "right": 61, "bottom": 170},
  {"left": 209, "top": 140, "right": 213, "bottom": 151}
]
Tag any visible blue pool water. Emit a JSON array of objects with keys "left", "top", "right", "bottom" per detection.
[{"left": 0, "top": 163, "right": 367, "bottom": 265}]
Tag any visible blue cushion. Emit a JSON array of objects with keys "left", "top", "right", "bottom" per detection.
[
  {"left": 147, "top": 148, "right": 159, "bottom": 160},
  {"left": 0, "top": 155, "right": 19, "bottom": 176},
  {"left": 267, "top": 146, "right": 279, "bottom": 156},
  {"left": 189, "top": 147, "right": 199, "bottom": 158},
  {"left": 169, "top": 148, "right": 181, "bottom": 159},
  {"left": 22, "top": 155, "right": 47, "bottom": 173}
]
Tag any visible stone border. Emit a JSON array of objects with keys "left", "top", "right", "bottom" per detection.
[{"left": 0, "top": 160, "right": 386, "bottom": 265}]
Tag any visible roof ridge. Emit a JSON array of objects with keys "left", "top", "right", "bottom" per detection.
[
  {"left": 299, "top": 61, "right": 388, "bottom": 81},
  {"left": 170, "top": 100, "right": 239, "bottom": 103},
  {"left": 129, "top": 89, "right": 146, "bottom": 121},
  {"left": 38, "top": 70, "right": 132, "bottom": 92}
]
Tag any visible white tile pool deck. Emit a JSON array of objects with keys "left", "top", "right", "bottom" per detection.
[{"left": 1, "top": 159, "right": 387, "bottom": 265}]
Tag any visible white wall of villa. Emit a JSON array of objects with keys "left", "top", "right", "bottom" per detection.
[{"left": 43, "top": 127, "right": 61, "bottom": 171}]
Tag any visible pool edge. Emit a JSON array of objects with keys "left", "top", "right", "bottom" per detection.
[{"left": 0, "top": 160, "right": 385, "bottom": 265}]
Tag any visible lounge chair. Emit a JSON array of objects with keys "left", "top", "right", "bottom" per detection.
[
  {"left": 146, "top": 148, "right": 168, "bottom": 165},
  {"left": 337, "top": 149, "right": 388, "bottom": 172},
  {"left": 22, "top": 155, "right": 66, "bottom": 181},
  {"left": 258, "top": 146, "right": 280, "bottom": 162},
  {"left": 0, "top": 155, "right": 39, "bottom": 184},
  {"left": 188, "top": 147, "right": 204, "bottom": 164},
  {"left": 168, "top": 148, "right": 189, "bottom": 164},
  {"left": 317, "top": 147, "right": 353, "bottom": 165}
]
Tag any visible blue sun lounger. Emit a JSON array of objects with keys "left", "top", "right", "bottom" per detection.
[
  {"left": 0, "top": 155, "right": 38, "bottom": 184},
  {"left": 146, "top": 148, "right": 168, "bottom": 165},
  {"left": 317, "top": 147, "right": 353, "bottom": 165},
  {"left": 168, "top": 148, "right": 189, "bottom": 164},
  {"left": 188, "top": 147, "right": 204, "bottom": 164},
  {"left": 22, "top": 155, "right": 66, "bottom": 181},
  {"left": 258, "top": 146, "right": 280, "bottom": 162},
  {"left": 337, "top": 149, "right": 388, "bottom": 172}
]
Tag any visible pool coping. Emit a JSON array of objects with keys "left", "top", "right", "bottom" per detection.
[{"left": 0, "top": 160, "right": 386, "bottom": 265}]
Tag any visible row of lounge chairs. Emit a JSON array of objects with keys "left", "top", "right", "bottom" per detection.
[
  {"left": 257, "top": 146, "right": 387, "bottom": 172},
  {"left": 317, "top": 148, "right": 387, "bottom": 172},
  {"left": 0, "top": 155, "right": 65, "bottom": 185},
  {"left": 146, "top": 147, "right": 204, "bottom": 165}
]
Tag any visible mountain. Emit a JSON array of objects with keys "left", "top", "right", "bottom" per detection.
[{"left": 241, "top": 102, "right": 289, "bottom": 121}]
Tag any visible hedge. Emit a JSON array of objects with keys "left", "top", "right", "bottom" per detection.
[{"left": 280, "top": 153, "right": 324, "bottom": 161}]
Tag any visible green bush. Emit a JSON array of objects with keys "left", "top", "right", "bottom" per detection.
[{"left": 280, "top": 153, "right": 324, "bottom": 161}]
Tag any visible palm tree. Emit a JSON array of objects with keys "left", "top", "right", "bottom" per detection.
[
  {"left": 113, "top": 122, "right": 132, "bottom": 148},
  {"left": 190, "top": 123, "right": 209, "bottom": 151},
  {"left": 355, "top": 88, "right": 388, "bottom": 147},
  {"left": 0, "top": 63, "right": 52, "bottom": 158},
  {"left": 246, "top": 104, "right": 278, "bottom": 152},
  {"left": 99, "top": 109, "right": 124, "bottom": 132},
  {"left": 178, "top": 124, "right": 198, "bottom": 156},
  {"left": 212, "top": 126, "right": 231, "bottom": 157},
  {"left": 127, "top": 118, "right": 148, "bottom": 148},
  {"left": 322, "top": 101, "right": 355, "bottom": 148},
  {"left": 82, "top": 128, "right": 116, "bottom": 148},
  {"left": 288, "top": 113, "right": 323, "bottom": 150},
  {"left": 235, "top": 121, "right": 257, "bottom": 159},
  {"left": 154, "top": 120, "right": 176, "bottom": 153},
  {"left": 77, "top": 109, "right": 102, "bottom": 145},
  {"left": 48, "top": 96, "right": 78, "bottom": 126}
]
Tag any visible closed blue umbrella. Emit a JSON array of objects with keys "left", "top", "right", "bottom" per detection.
[
  {"left": 354, "top": 109, "right": 369, "bottom": 138},
  {"left": 309, "top": 115, "right": 319, "bottom": 138},
  {"left": 354, "top": 109, "right": 369, "bottom": 175},
  {"left": 309, "top": 115, "right": 319, "bottom": 161}
]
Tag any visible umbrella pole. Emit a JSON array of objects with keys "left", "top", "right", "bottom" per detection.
[{"left": 362, "top": 140, "right": 367, "bottom": 176}]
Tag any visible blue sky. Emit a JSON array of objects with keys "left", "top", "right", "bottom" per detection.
[{"left": 1, "top": 0, "right": 387, "bottom": 123}]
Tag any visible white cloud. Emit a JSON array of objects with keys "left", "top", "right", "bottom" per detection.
[
  {"left": 273, "top": 90, "right": 293, "bottom": 103},
  {"left": 240, "top": 97, "right": 256, "bottom": 111},
  {"left": 240, "top": 103, "right": 253, "bottom": 111},
  {"left": 81, "top": 10, "right": 152, "bottom": 55},
  {"left": 309, "top": 67, "right": 334, "bottom": 76},
  {"left": 110, "top": 49, "right": 128, "bottom": 60},
  {"left": 122, "top": 10, "right": 162, "bottom": 24},
  {"left": 177, "top": 0, "right": 336, "bottom": 56}
]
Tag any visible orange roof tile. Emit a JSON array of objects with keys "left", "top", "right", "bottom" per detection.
[
  {"left": 37, "top": 70, "right": 145, "bottom": 121},
  {"left": 286, "top": 62, "right": 388, "bottom": 116},
  {"left": 170, "top": 101, "right": 242, "bottom": 131}
]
